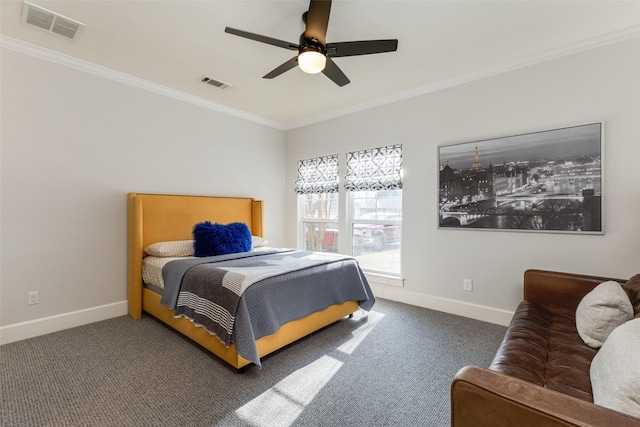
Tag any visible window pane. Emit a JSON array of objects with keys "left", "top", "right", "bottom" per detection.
[
  {"left": 351, "top": 190, "right": 402, "bottom": 219},
  {"left": 301, "top": 193, "right": 338, "bottom": 220},
  {"left": 352, "top": 232, "right": 401, "bottom": 274},
  {"left": 350, "top": 190, "right": 402, "bottom": 275},
  {"left": 299, "top": 193, "right": 338, "bottom": 254},
  {"left": 303, "top": 221, "right": 339, "bottom": 253}
]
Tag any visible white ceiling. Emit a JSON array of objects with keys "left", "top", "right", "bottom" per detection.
[{"left": 2, "top": 1, "right": 639, "bottom": 129}]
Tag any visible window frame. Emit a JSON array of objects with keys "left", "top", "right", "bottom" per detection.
[{"left": 295, "top": 146, "right": 404, "bottom": 281}]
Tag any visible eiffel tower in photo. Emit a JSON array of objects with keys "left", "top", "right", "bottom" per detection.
[{"left": 471, "top": 146, "right": 482, "bottom": 170}]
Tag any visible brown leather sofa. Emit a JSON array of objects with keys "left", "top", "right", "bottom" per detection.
[{"left": 451, "top": 269, "right": 640, "bottom": 427}]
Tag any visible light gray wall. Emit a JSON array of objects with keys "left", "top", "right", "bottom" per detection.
[
  {"left": 1, "top": 48, "right": 286, "bottom": 327},
  {"left": 285, "top": 38, "right": 640, "bottom": 319},
  {"left": 2, "top": 37, "right": 638, "bottom": 336}
]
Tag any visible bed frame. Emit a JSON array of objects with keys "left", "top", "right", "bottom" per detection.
[{"left": 127, "top": 192, "right": 359, "bottom": 370}]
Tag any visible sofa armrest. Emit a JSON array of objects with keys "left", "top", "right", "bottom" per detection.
[
  {"left": 451, "top": 366, "right": 639, "bottom": 427},
  {"left": 523, "top": 269, "right": 626, "bottom": 313}
]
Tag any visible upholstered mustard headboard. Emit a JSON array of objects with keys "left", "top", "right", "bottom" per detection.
[{"left": 127, "top": 193, "right": 264, "bottom": 319}]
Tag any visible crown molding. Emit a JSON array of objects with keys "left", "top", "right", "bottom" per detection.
[
  {"left": 3, "top": 24, "right": 639, "bottom": 132},
  {"left": 0, "top": 35, "right": 286, "bottom": 130},
  {"left": 285, "top": 24, "right": 640, "bottom": 130}
]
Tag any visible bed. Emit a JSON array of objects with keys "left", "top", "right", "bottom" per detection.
[{"left": 127, "top": 192, "right": 374, "bottom": 370}]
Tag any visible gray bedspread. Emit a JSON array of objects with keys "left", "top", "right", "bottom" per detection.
[{"left": 160, "top": 249, "right": 374, "bottom": 367}]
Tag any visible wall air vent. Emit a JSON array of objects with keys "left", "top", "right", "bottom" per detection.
[
  {"left": 21, "top": 2, "right": 84, "bottom": 40},
  {"left": 201, "top": 76, "right": 231, "bottom": 90}
]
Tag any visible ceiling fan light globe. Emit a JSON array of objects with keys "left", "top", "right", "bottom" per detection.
[{"left": 298, "top": 50, "right": 326, "bottom": 74}]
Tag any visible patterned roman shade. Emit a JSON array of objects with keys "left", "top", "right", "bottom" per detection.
[
  {"left": 345, "top": 144, "right": 403, "bottom": 191},
  {"left": 295, "top": 154, "right": 339, "bottom": 194}
]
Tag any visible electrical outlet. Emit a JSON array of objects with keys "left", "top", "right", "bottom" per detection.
[
  {"left": 463, "top": 279, "right": 473, "bottom": 292},
  {"left": 28, "top": 291, "right": 39, "bottom": 305}
]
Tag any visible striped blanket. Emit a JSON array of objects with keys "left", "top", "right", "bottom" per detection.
[{"left": 161, "top": 249, "right": 374, "bottom": 366}]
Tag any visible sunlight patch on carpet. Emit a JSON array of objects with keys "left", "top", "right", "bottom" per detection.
[
  {"left": 235, "top": 310, "right": 384, "bottom": 427},
  {"left": 236, "top": 355, "right": 343, "bottom": 427}
]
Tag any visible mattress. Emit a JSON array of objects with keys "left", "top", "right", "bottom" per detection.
[
  {"left": 142, "top": 256, "right": 195, "bottom": 289},
  {"left": 142, "top": 248, "right": 274, "bottom": 288}
]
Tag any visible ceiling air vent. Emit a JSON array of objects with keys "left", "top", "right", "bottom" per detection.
[
  {"left": 21, "top": 2, "right": 84, "bottom": 40},
  {"left": 201, "top": 76, "right": 231, "bottom": 90}
]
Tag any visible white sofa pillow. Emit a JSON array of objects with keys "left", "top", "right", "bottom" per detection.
[
  {"left": 590, "top": 318, "right": 640, "bottom": 418},
  {"left": 575, "top": 281, "right": 633, "bottom": 348}
]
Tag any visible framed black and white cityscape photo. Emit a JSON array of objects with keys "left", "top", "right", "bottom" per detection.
[{"left": 438, "top": 123, "right": 603, "bottom": 234}]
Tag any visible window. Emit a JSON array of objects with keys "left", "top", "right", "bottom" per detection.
[
  {"left": 346, "top": 144, "right": 402, "bottom": 276},
  {"left": 295, "top": 146, "right": 403, "bottom": 278},
  {"left": 295, "top": 154, "right": 339, "bottom": 253}
]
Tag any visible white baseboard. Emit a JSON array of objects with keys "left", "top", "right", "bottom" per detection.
[
  {"left": 0, "top": 301, "right": 128, "bottom": 345},
  {"left": 0, "top": 287, "right": 512, "bottom": 345},
  {"left": 369, "top": 283, "right": 514, "bottom": 327}
]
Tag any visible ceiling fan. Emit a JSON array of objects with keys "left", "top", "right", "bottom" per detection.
[{"left": 224, "top": 0, "right": 398, "bottom": 87}]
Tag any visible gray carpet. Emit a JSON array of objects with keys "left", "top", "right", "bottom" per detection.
[{"left": 1, "top": 298, "right": 506, "bottom": 427}]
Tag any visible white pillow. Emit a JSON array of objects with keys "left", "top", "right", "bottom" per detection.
[
  {"left": 575, "top": 281, "right": 633, "bottom": 348},
  {"left": 251, "top": 235, "right": 269, "bottom": 248},
  {"left": 590, "top": 318, "right": 640, "bottom": 418},
  {"left": 144, "top": 240, "right": 194, "bottom": 257}
]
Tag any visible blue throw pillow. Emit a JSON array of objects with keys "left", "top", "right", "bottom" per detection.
[{"left": 193, "top": 221, "right": 252, "bottom": 257}]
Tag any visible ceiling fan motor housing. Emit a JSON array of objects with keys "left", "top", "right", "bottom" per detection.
[{"left": 299, "top": 35, "right": 326, "bottom": 55}]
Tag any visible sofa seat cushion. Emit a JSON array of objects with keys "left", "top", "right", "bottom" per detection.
[{"left": 489, "top": 301, "right": 597, "bottom": 402}]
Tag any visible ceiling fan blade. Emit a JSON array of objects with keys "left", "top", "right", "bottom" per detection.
[
  {"left": 225, "top": 27, "right": 298, "bottom": 51},
  {"left": 263, "top": 56, "right": 299, "bottom": 79},
  {"left": 304, "top": 0, "right": 332, "bottom": 45},
  {"left": 322, "top": 57, "right": 350, "bottom": 87},
  {"left": 326, "top": 39, "right": 398, "bottom": 57}
]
